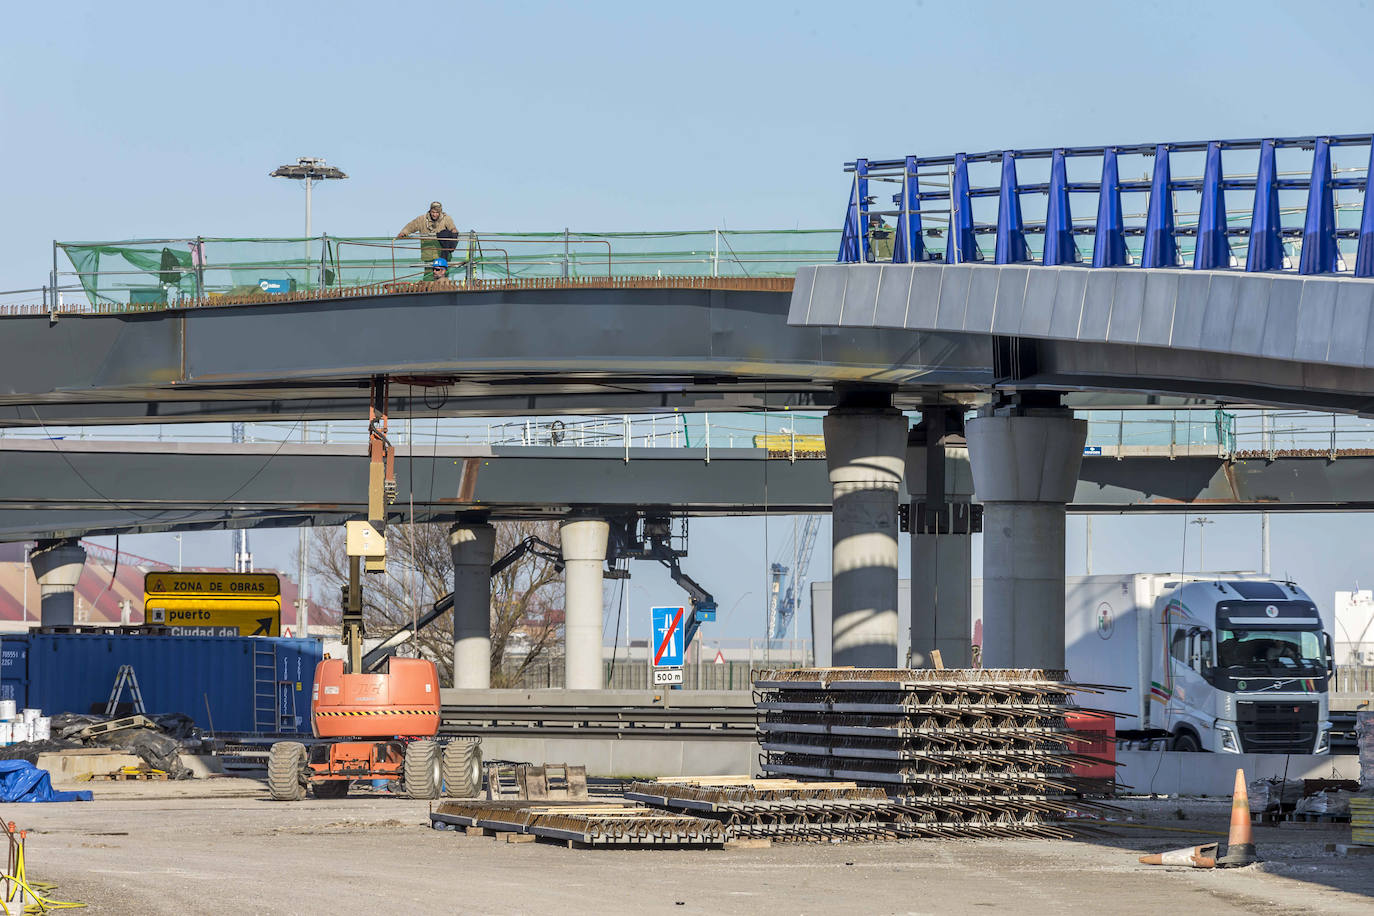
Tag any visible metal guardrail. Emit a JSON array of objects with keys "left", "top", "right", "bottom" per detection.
[
  {"left": 14, "top": 408, "right": 1374, "bottom": 462},
  {"left": 438, "top": 704, "right": 757, "bottom": 739}
]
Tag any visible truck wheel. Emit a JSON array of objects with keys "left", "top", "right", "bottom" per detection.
[
  {"left": 268, "top": 742, "right": 307, "bottom": 801},
  {"left": 403, "top": 740, "right": 441, "bottom": 799},
  {"left": 1171, "top": 731, "right": 1202, "bottom": 753},
  {"left": 443, "top": 739, "right": 482, "bottom": 798},
  {"left": 312, "top": 779, "right": 350, "bottom": 799}
]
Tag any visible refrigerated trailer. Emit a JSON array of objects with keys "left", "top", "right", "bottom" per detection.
[{"left": 1066, "top": 574, "right": 1334, "bottom": 755}]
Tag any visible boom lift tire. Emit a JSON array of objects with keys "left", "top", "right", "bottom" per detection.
[
  {"left": 443, "top": 739, "right": 482, "bottom": 798},
  {"left": 403, "top": 739, "right": 442, "bottom": 799},
  {"left": 268, "top": 742, "right": 307, "bottom": 801},
  {"left": 312, "top": 778, "right": 351, "bottom": 799}
]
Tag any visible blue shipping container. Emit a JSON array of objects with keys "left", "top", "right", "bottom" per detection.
[
  {"left": 0, "top": 636, "right": 27, "bottom": 708},
  {"left": 24, "top": 634, "right": 321, "bottom": 735}
]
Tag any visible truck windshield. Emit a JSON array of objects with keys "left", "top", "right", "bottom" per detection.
[{"left": 1216, "top": 628, "right": 1324, "bottom": 673}]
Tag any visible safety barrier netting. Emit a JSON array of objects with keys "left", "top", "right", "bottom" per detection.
[{"left": 50, "top": 230, "right": 838, "bottom": 311}]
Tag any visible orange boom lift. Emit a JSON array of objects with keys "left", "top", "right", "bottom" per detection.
[{"left": 268, "top": 377, "right": 480, "bottom": 800}]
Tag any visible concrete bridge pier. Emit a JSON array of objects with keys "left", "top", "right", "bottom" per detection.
[
  {"left": 560, "top": 515, "right": 610, "bottom": 689},
  {"left": 906, "top": 407, "right": 975, "bottom": 668},
  {"left": 966, "top": 399, "right": 1086, "bottom": 670},
  {"left": 449, "top": 518, "right": 496, "bottom": 688},
  {"left": 824, "top": 393, "right": 907, "bottom": 667},
  {"left": 28, "top": 538, "right": 86, "bottom": 627}
]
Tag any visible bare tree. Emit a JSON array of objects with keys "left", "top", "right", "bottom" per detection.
[{"left": 309, "top": 520, "right": 564, "bottom": 687}]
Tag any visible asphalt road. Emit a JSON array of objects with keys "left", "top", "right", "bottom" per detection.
[{"left": 8, "top": 780, "right": 1372, "bottom": 915}]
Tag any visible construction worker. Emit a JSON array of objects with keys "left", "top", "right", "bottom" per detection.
[
  {"left": 397, "top": 201, "right": 458, "bottom": 279},
  {"left": 867, "top": 214, "right": 893, "bottom": 262},
  {"left": 430, "top": 257, "right": 449, "bottom": 281}
]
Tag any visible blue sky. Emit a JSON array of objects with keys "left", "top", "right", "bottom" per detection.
[{"left": 3, "top": 1, "right": 1371, "bottom": 642}]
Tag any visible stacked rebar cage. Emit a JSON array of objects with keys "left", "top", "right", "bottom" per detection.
[{"left": 753, "top": 667, "right": 1116, "bottom": 838}]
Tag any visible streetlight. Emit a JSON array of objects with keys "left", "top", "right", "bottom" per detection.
[
  {"left": 269, "top": 157, "right": 347, "bottom": 289},
  {"left": 173, "top": 534, "right": 182, "bottom": 572},
  {"left": 1190, "top": 517, "right": 1214, "bottom": 572}
]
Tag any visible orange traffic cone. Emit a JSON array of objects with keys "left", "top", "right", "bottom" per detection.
[
  {"left": 1139, "top": 843, "right": 1218, "bottom": 868},
  {"left": 1217, "top": 767, "right": 1258, "bottom": 867}
]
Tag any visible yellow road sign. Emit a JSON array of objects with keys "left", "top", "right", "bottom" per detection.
[
  {"left": 144, "top": 573, "right": 283, "bottom": 636},
  {"left": 144, "top": 572, "right": 280, "bottom": 598},
  {"left": 143, "top": 602, "right": 281, "bottom": 637}
]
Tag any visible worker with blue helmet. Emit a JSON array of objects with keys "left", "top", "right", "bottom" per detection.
[{"left": 430, "top": 257, "right": 448, "bottom": 280}]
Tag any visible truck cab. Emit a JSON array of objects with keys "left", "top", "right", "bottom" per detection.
[{"left": 1151, "top": 579, "right": 1333, "bottom": 754}]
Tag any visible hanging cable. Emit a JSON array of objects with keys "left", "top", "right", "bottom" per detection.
[{"left": 90, "top": 534, "right": 120, "bottom": 621}]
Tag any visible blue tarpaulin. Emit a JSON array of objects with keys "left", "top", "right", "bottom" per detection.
[{"left": 0, "top": 759, "right": 92, "bottom": 802}]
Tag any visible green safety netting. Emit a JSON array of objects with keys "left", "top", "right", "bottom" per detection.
[{"left": 57, "top": 230, "right": 840, "bottom": 310}]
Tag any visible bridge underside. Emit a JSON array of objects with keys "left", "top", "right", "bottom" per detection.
[
  {"left": 2, "top": 440, "right": 1371, "bottom": 541},
  {"left": 0, "top": 283, "right": 1314, "bottom": 428}
]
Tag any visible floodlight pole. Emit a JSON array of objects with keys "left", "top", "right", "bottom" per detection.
[{"left": 270, "top": 157, "right": 348, "bottom": 290}]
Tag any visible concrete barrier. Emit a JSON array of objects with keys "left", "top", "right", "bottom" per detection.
[
  {"left": 475, "top": 736, "right": 759, "bottom": 778},
  {"left": 1117, "top": 751, "right": 1359, "bottom": 796}
]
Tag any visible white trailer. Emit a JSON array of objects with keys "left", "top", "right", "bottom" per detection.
[{"left": 1065, "top": 574, "right": 1333, "bottom": 755}]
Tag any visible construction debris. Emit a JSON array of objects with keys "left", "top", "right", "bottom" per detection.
[
  {"left": 485, "top": 763, "right": 588, "bottom": 801},
  {"left": 751, "top": 667, "right": 1117, "bottom": 838},
  {"left": 1139, "top": 843, "right": 1218, "bottom": 868}
]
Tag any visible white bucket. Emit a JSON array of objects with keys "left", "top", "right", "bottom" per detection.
[
  {"left": 32, "top": 718, "right": 50, "bottom": 742},
  {"left": 21, "top": 708, "right": 40, "bottom": 725},
  {"left": 0, "top": 700, "right": 16, "bottom": 721},
  {"left": 0, "top": 722, "right": 10, "bottom": 747}
]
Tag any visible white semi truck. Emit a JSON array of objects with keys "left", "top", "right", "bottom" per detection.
[{"left": 1066, "top": 574, "right": 1334, "bottom": 755}]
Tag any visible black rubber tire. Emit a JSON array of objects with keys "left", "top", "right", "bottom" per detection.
[
  {"left": 267, "top": 741, "right": 306, "bottom": 801},
  {"left": 403, "top": 740, "right": 442, "bottom": 799},
  {"left": 1171, "top": 731, "right": 1203, "bottom": 753},
  {"left": 442, "top": 739, "right": 482, "bottom": 798},
  {"left": 312, "top": 779, "right": 351, "bottom": 799}
]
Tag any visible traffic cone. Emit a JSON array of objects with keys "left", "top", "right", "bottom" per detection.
[
  {"left": 1217, "top": 768, "right": 1259, "bottom": 867},
  {"left": 1139, "top": 843, "right": 1218, "bottom": 868}
]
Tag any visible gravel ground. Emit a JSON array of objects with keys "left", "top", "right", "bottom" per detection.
[{"left": 4, "top": 780, "right": 1371, "bottom": 915}]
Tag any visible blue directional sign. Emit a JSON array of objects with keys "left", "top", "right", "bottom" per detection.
[{"left": 651, "top": 606, "right": 685, "bottom": 668}]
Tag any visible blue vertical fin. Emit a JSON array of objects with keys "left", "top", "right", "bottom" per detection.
[
  {"left": 1091, "top": 148, "right": 1127, "bottom": 268},
  {"left": 1141, "top": 145, "right": 1177, "bottom": 269},
  {"left": 1246, "top": 139, "right": 1284, "bottom": 272},
  {"left": 1043, "top": 149, "right": 1077, "bottom": 265},
  {"left": 1193, "top": 141, "right": 1232, "bottom": 270},
  {"left": 837, "top": 159, "right": 869, "bottom": 262},
  {"left": 1358, "top": 142, "right": 1374, "bottom": 278},
  {"left": 1300, "top": 138, "right": 1340, "bottom": 274},
  {"left": 994, "top": 152, "right": 1030, "bottom": 263},
  {"left": 891, "top": 155, "right": 924, "bottom": 263},
  {"left": 945, "top": 154, "right": 977, "bottom": 263}
]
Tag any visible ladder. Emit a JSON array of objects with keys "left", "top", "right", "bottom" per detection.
[
  {"left": 106, "top": 665, "right": 146, "bottom": 716},
  {"left": 251, "top": 642, "right": 279, "bottom": 733}
]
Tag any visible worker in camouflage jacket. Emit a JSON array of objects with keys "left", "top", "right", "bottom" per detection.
[{"left": 397, "top": 201, "right": 460, "bottom": 279}]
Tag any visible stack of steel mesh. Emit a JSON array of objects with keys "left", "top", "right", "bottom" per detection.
[
  {"left": 753, "top": 667, "right": 1114, "bottom": 838},
  {"left": 625, "top": 778, "right": 899, "bottom": 841},
  {"left": 431, "top": 799, "right": 726, "bottom": 847}
]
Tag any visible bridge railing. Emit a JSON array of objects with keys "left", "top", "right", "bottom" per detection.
[
  {"left": 3, "top": 229, "right": 839, "bottom": 312},
  {"left": 841, "top": 133, "right": 1374, "bottom": 276}
]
